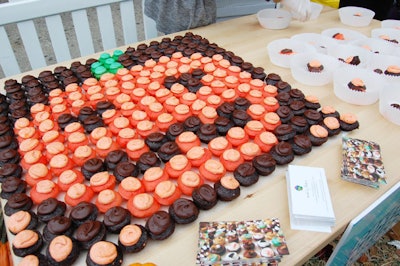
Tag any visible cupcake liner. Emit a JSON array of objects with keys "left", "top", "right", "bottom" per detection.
[
  {"left": 339, "top": 6, "right": 375, "bottom": 27},
  {"left": 291, "top": 33, "right": 337, "bottom": 54},
  {"left": 333, "top": 66, "right": 383, "bottom": 105},
  {"left": 321, "top": 28, "right": 367, "bottom": 43},
  {"left": 267, "top": 38, "right": 316, "bottom": 68},
  {"left": 371, "top": 28, "right": 400, "bottom": 47},
  {"left": 379, "top": 81, "right": 400, "bottom": 125},
  {"left": 327, "top": 43, "right": 371, "bottom": 68},
  {"left": 290, "top": 52, "right": 339, "bottom": 86},
  {"left": 381, "top": 19, "right": 400, "bottom": 30},
  {"left": 349, "top": 37, "right": 395, "bottom": 56},
  {"left": 367, "top": 53, "right": 400, "bottom": 83}
]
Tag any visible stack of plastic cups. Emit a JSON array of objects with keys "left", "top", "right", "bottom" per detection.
[{"left": 91, "top": 50, "right": 125, "bottom": 79}]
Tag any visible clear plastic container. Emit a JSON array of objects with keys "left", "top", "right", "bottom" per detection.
[
  {"left": 350, "top": 37, "right": 395, "bottom": 56},
  {"left": 381, "top": 19, "right": 400, "bottom": 30},
  {"left": 321, "top": 28, "right": 367, "bottom": 43},
  {"left": 291, "top": 32, "right": 337, "bottom": 54},
  {"left": 257, "top": 8, "right": 292, "bottom": 30},
  {"left": 367, "top": 53, "right": 400, "bottom": 83},
  {"left": 339, "top": 6, "right": 375, "bottom": 27},
  {"left": 327, "top": 43, "right": 371, "bottom": 68},
  {"left": 371, "top": 28, "right": 400, "bottom": 47},
  {"left": 379, "top": 81, "right": 400, "bottom": 125},
  {"left": 267, "top": 38, "right": 315, "bottom": 68}
]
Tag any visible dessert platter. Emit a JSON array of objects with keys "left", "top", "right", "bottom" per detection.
[{"left": 0, "top": 29, "right": 363, "bottom": 265}]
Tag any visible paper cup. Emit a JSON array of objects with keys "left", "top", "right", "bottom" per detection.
[
  {"left": 381, "top": 19, "right": 400, "bottom": 30},
  {"left": 327, "top": 43, "right": 371, "bottom": 68},
  {"left": 349, "top": 37, "right": 395, "bottom": 56},
  {"left": 333, "top": 67, "right": 383, "bottom": 105},
  {"left": 339, "top": 6, "right": 375, "bottom": 27},
  {"left": 290, "top": 52, "right": 339, "bottom": 86},
  {"left": 321, "top": 28, "right": 367, "bottom": 43},
  {"left": 267, "top": 38, "right": 316, "bottom": 68},
  {"left": 371, "top": 28, "right": 400, "bottom": 47},
  {"left": 291, "top": 33, "right": 337, "bottom": 54},
  {"left": 379, "top": 82, "right": 400, "bottom": 125}
]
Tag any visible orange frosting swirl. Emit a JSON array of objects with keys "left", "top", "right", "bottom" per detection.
[
  {"left": 48, "top": 235, "right": 73, "bottom": 262},
  {"left": 8, "top": 211, "right": 31, "bottom": 234},
  {"left": 220, "top": 175, "right": 240, "bottom": 190},
  {"left": 204, "top": 159, "right": 225, "bottom": 174},
  {"left": 310, "top": 125, "right": 328, "bottom": 138},
  {"left": 98, "top": 189, "right": 116, "bottom": 204},
  {"left": 155, "top": 180, "right": 176, "bottom": 198},
  {"left": 89, "top": 241, "right": 118, "bottom": 265},
  {"left": 133, "top": 193, "right": 154, "bottom": 210},
  {"left": 186, "top": 146, "right": 205, "bottom": 160},
  {"left": 323, "top": 117, "right": 340, "bottom": 130},
  {"left": 13, "top": 230, "right": 38, "bottom": 249},
  {"left": 181, "top": 171, "right": 201, "bottom": 187},
  {"left": 340, "top": 113, "right": 357, "bottom": 124},
  {"left": 119, "top": 224, "right": 142, "bottom": 246},
  {"left": 90, "top": 171, "right": 110, "bottom": 186},
  {"left": 169, "top": 154, "right": 189, "bottom": 170},
  {"left": 67, "top": 183, "right": 86, "bottom": 199},
  {"left": 143, "top": 167, "right": 163, "bottom": 181},
  {"left": 222, "top": 149, "right": 241, "bottom": 162}
]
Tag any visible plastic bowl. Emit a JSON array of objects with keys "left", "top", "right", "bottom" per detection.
[
  {"left": 267, "top": 38, "right": 316, "bottom": 68},
  {"left": 339, "top": 6, "right": 375, "bottom": 27},
  {"left": 291, "top": 33, "right": 337, "bottom": 54},
  {"left": 321, "top": 28, "right": 367, "bottom": 43},
  {"left": 257, "top": 8, "right": 292, "bottom": 30},
  {"left": 379, "top": 82, "right": 400, "bottom": 125},
  {"left": 381, "top": 19, "right": 400, "bottom": 30}
]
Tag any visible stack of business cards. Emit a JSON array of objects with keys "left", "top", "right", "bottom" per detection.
[{"left": 286, "top": 165, "right": 336, "bottom": 232}]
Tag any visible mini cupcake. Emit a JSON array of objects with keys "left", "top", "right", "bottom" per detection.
[
  {"left": 192, "top": 184, "right": 218, "bottom": 210},
  {"left": 36, "top": 198, "right": 67, "bottom": 223},
  {"left": 175, "top": 131, "right": 201, "bottom": 153},
  {"left": 304, "top": 109, "right": 323, "bottom": 125},
  {"left": 154, "top": 180, "right": 182, "bottom": 206},
  {"left": 90, "top": 171, "right": 116, "bottom": 193},
  {"left": 95, "top": 189, "right": 123, "bottom": 214},
  {"left": 145, "top": 132, "right": 168, "bottom": 152},
  {"left": 291, "top": 134, "right": 313, "bottom": 155},
  {"left": 199, "top": 159, "right": 226, "bottom": 182},
  {"left": 214, "top": 116, "right": 235, "bottom": 136},
  {"left": 165, "top": 122, "right": 185, "bottom": 141},
  {"left": 104, "top": 150, "right": 129, "bottom": 171},
  {"left": 75, "top": 220, "right": 106, "bottom": 249},
  {"left": 145, "top": 211, "right": 175, "bottom": 240},
  {"left": 4, "top": 193, "right": 33, "bottom": 216},
  {"left": 12, "top": 229, "right": 43, "bottom": 257},
  {"left": 7, "top": 210, "right": 38, "bottom": 235},
  {"left": 64, "top": 183, "right": 94, "bottom": 207},
  {"left": 46, "top": 235, "right": 80, "bottom": 266},
  {"left": 252, "top": 153, "right": 277, "bottom": 176},
  {"left": 137, "top": 151, "right": 161, "bottom": 173},
  {"left": 321, "top": 116, "right": 341, "bottom": 136},
  {"left": 214, "top": 175, "right": 241, "bottom": 201},
  {"left": 118, "top": 224, "right": 148, "bottom": 253},
  {"left": 69, "top": 201, "right": 99, "bottom": 227},
  {"left": 197, "top": 123, "right": 219, "bottom": 144},
  {"left": 183, "top": 115, "right": 202, "bottom": 133},
  {"left": 226, "top": 127, "right": 249, "bottom": 147},
  {"left": 320, "top": 105, "right": 340, "bottom": 119},
  {"left": 308, "top": 125, "right": 329, "bottom": 146},
  {"left": 157, "top": 141, "right": 182, "bottom": 162},
  {"left": 81, "top": 158, "right": 107, "bottom": 180},
  {"left": 233, "top": 162, "right": 259, "bottom": 187},
  {"left": 273, "top": 124, "right": 296, "bottom": 142},
  {"left": 0, "top": 176, "right": 27, "bottom": 200},
  {"left": 127, "top": 193, "right": 160, "bottom": 218},
  {"left": 113, "top": 161, "right": 139, "bottom": 182},
  {"left": 103, "top": 206, "right": 131, "bottom": 233},
  {"left": 15, "top": 254, "right": 48, "bottom": 266},
  {"left": 304, "top": 95, "right": 321, "bottom": 110},
  {"left": 269, "top": 141, "right": 294, "bottom": 165},
  {"left": 43, "top": 216, "right": 74, "bottom": 242},
  {"left": 169, "top": 198, "right": 199, "bottom": 224},
  {"left": 339, "top": 113, "right": 359, "bottom": 131},
  {"left": 86, "top": 241, "right": 123, "bottom": 266}
]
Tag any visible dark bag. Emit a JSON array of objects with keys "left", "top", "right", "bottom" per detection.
[{"left": 387, "top": 0, "right": 400, "bottom": 20}]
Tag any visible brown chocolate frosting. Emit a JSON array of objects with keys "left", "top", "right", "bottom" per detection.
[
  {"left": 1, "top": 177, "right": 26, "bottom": 194},
  {"left": 0, "top": 135, "right": 17, "bottom": 149},
  {"left": 82, "top": 158, "right": 106, "bottom": 173},
  {"left": 293, "top": 135, "right": 312, "bottom": 148},
  {"left": 235, "top": 162, "right": 257, "bottom": 177},
  {"left": 251, "top": 67, "right": 266, "bottom": 80},
  {"left": 289, "top": 100, "right": 306, "bottom": 112},
  {"left": 37, "top": 198, "right": 66, "bottom": 216},
  {"left": 83, "top": 115, "right": 104, "bottom": 127},
  {"left": 276, "top": 81, "right": 291, "bottom": 92},
  {"left": 214, "top": 116, "right": 233, "bottom": 127},
  {"left": 193, "top": 184, "right": 217, "bottom": 202},
  {"left": 216, "top": 102, "right": 235, "bottom": 118},
  {"left": 274, "top": 124, "right": 294, "bottom": 136},
  {"left": 241, "top": 62, "right": 254, "bottom": 72},
  {"left": 104, "top": 207, "right": 130, "bottom": 227},
  {"left": 76, "top": 221, "right": 103, "bottom": 242},
  {"left": 276, "top": 92, "right": 292, "bottom": 105},
  {"left": 105, "top": 150, "right": 129, "bottom": 168},
  {"left": 265, "top": 73, "right": 281, "bottom": 85},
  {"left": 290, "top": 116, "right": 308, "bottom": 127},
  {"left": 114, "top": 161, "right": 139, "bottom": 178},
  {"left": 78, "top": 106, "right": 96, "bottom": 121},
  {"left": 252, "top": 153, "right": 276, "bottom": 168},
  {"left": 96, "top": 101, "right": 116, "bottom": 114},
  {"left": 232, "top": 109, "right": 250, "bottom": 122},
  {"left": 0, "top": 149, "right": 19, "bottom": 164},
  {"left": 146, "top": 132, "right": 166, "bottom": 143},
  {"left": 170, "top": 198, "right": 199, "bottom": 219},
  {"left": 234, "top": 97, "right": 250, "bottom": 110},
  {"left": 158, "top": 141, "right": 181, "bottom": 155},
  {"left": 70, "top": 202, "right": 97, "bottom": 221},
  {"left": 21, "top": 75, "right": 37, "bottom": 85},
  {"left": 57, "top": 113, "right": 78, "bottom": 129},
  {"left": 304, "top": 109, "right": 322, "bottom": 121},
  {"left": 138, "top": 151, "right": 160, "bottom": 166},
  {"left": 47, "top": 216, "right": 72, "bottom": 234},
  {"left": 146, "top": 211, "right": 173, "bottom": 235},
  {"left": 198, "top": 123, "right": 217, "bottom": 136},
  {"left": 0, "top": 163, "right": 22, "bottom": 179},
  {"left": 276, "top": 106, "right": 293, "bottom": 119},
  {"left": 166, "top": 122, "right": 184, "bottom": 139},
  {"left": 289, "top": 88, "right": 305, "bottom": 100},
  {"left": 183, "top": 116, "right": 202, "bottom": 132},
  {"left": 273, "top": 142, "right": 293, "bottom": 156}
]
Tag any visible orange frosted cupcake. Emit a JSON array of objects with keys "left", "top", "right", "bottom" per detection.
[
  {"left": 244, "top": 120, "right": 265, "bottom": 139},
  {"left": 45, "top": 141, "right": 68, "bottom": 161},
  {"left": 177, "top": 171, "right": 204, "bottom": 196},
  {"left": 249, "top": 78, "right": 265, "bottom": 91},
  {"left": 38, "top": 119, "right": 59, "bottom": 136},
  {"left": 164, "top": 154, "right": 192, "bottom": 179},
  {"left": 155, "top": 87, "right": 173, "bottom": 103},
  {"left": 95, "top": 136, "right": 120, "bottom": 158},
  {"left": 109, "top": 116, "right": 131, "bottom": 136},
  {"left": 210, "top": 79, "right": 227, "bottom": 95},
  {"left": 147, "top": 102, "right": 165, "bottom": 121},
  {"left": 206, "top": 94, "right": 222, "bottom": 109},
  {"left": 127, "top": 193, "right": 160, "bottom": 218},
  {"left": 236, "top": 83, "right": 251, "bottom": 98},
  {"left": 155, "top": 113, "right": 177, "bottom": 132},
  {"left": 126, "top": 139, "right": 150, "bottom": 161},
  {"left": 49, "top": 154, "right": 74, "bottom": 176},
  {"left": 120, "top": 101, "right": 137, "bottom": 117},
  {"left": 95, "top": 189, "right": 123, "bottom": 213},
  {"left": 33, "top": 110, "right": 52, "bottom": 127},
  {"left": 163, "top": 96, "right": 180, "bottom": 113},
  {"left": 57, "top": 169, "right": 84, "bottom": 192},
  {"left": 220, "top": 149, "right": 245, "bottom": 172},
  {"left": 116, "top": 128, "right": 137, "bottom": 148},
  {"left": 41, "top": 130, "right": 65, "bottom": 145},
  {"left": 17, "top": 127, "right": 40, "bottom": 143},
  {"left": 175, "top": 131, "right": 201, "bottom": 154},
  {"left": 25, "top": 163, "right": 52, "bottom": 187},
  {"left": 113, "top": 93, "right": 131, "bottom": 110},
  {"left": 20, "top": 150, "right": 47, "bottom": 170},
  {"left": 220, "top": 88, "right": 238, "bottom": 103},
  {"left": 30, "top": 180, "right": 60, "bottom": 205},
  {"left": 254, "top": 131, "right": 278, "bottom": 153},
  {"left": 261, "top": 112, "right": 282, "bottom": 132},
  {"left": 51, "top": 104, "right": 69, "bottom": 121},
  {"left": 263, "top": 96, "right": 280, "bottom": 112},
  {"left": 186, "top": 146, "right": 212, "bottom": 168},
  {"left": 64, "top": 122, "right": 84, "bottom": 139},
  {"left": 29, "top": 104, "right": 50, "bottom": 120},
  {"left": 247, "top": 89, "right": 264, "bottom": 104},
  {"left": 172, "top": 104, "right": 192, "bottom": 123},
  {"left": 65, "top": 183, "right": 94, "bottom": 207},
  {"left": 71, "top": 99, "right": 88, "bottom": 115},
  {"left": 89, "top": 127, "right": 112, "bottom": 145},
  {"left": 196, "top": 85, "right": 213, "bottom": 100},
  {"left": 239, "top": 142, "right": 262, "bottom": 161},
  {"left": 18, "top": 138, "right": 44, "bottom": 157},
  {"left": 90, "top": 171, "right": 116, "bottom": 193},
  {"left": 138, "top": 95, "right": 157, "bottom": 112},
  {"left": 224, "top": 76, "right": 240, "bottom": 90},
  {"left": 208, "top": 136, "right": 232, "bottom": 156},
  {"left": 142, "top": 167, "right": 169, "bottom": 192},
  {"left": 199, "top": 159, "right": 226, "bottom": 182},
  {"left": 72, "top": 145, "right": 96, "bottom": 166},
  {"left": 102, "top": 109, "right": 121, "bottom": 125},
  {"left": 198, "top": 106, "right": 218, "bottom": 124},
  {"left": 67, "top": 131, "right": 89, "bottom": 152},
  {"left": 180, "top": 92, "right": 197, "bottom": 106},
  {"left": 153, "top": 180, "right": 182, "bottom": 206},
  {"left": 226, "top": 127, "right": 249, "bottom": 147},
  {"left": 118, "top": 176, "right": 145, "bottom": 200},
  {"left": 247, "top": 104, "right": 266, "bottom": 121},
  {"left": 308, "top": 125, "right": 329, "bottom": 146},
  {"left": 190, "top": 99, "right": 206, "bottom": 115},
  {"left": 136, "top": 120, "right": 159, "bottom": 138},
  {"left": 14, "top": 117, "right": 34, "bottom": 134},
  {"left": 129, "top": 110, "right": 149, "bottom": 128},
  {"left": 263, "top": 84, "right": 278, "bottom": 97}
]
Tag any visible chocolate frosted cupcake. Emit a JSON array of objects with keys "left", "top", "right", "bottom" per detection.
[
  {"left": 78, "top": 106, "right": 97, "bottom": 122},
  {"left": 234, "top": 97, "right": 251, "bottom": 111},
  {"left": 192, "top": 184, "right": 218, "bottom": 210},
  {"left": 96, "top": 101, "right": 116, "bottom": 116},
  {"left": 320, "top": 105, "right": 340, "bottom": 119},
  {"left": 231, "top": 109, "right": 251, "bottom": 127},
  {"left": 214, "top": 116, "right": 235, "bottom": 136},
  {"left": 214, "top": 175, "right": 241, "bottom": 201},
  {"left": 7, "top": 210, "right": 39, "bottom": 235},
  {"left": 304, "top": 109, "right": 322, "bottom": 126},
  {"left": 118, "top": 224, "right": 148, "bottom": 253},
  {"left": 269, "top": 141, "right": 294, "bottom": 165},
  {"left": 113, "top": 161, "right": 140, "bottom": 182},
  {"left": 157, "top": 141, "right": 181, "bottom": 162},
  {"left": 166, "top": 122, "right": 185, "bottom": 141},
  {"left": 197, "top": 123, "right": 219, "bottom": 143},
  {"left": 12, "top": 229, "right": 43, "bottom": 257},
  {"left": 216, "top": 102, "right": 235, "bottom": 118},
  {"left": 291, "top": 135, "right": 312, "bottom": 155},
  {"left": 75, "top": 220, "right": 107, "bottom": 249},
  {"left": 37, "top": 198, "right": 67, "bottom": 223},
  {"left": 169, "top": 198, "right": 199, "bottom": 224},
  {"left": 304, "top": 95, "right": 321, "bottom": 110},
  {"left": 290, "top": 116, "right": 309, "bottom": 134},
  {"left": 183, "top": 115, "right": 202, "bottom": 132},
  {"left": 233, "top": 162, "right": 259, "bottom": 187},
  {"left": 145, "top": 132, "right": 168, "bottom": 152},
  {"left": 57, "top": 113, "right": 78, "bottom": 131},
  {"left": 83, "top": 115, "right": 105, "bottom": 134},
  {"left": 276, "top": 92, "right": 292, "bottom": 106},
  {"left": 276, "top": 106, "right": 294, "bottom": 124},
  {"left": 103, "top": 206, "right": 131, "bottom": 233},
  {"left": 265, "top": 73, "right": 281, "bottom": 85},
  {"left": 69, "top": 201, "right": 99, "bottom": 227},
  {"left": 1, "top": 176, "right": 27, "bottom": 199},
  {"left": 104, "top": 150, "right": 129, "bottom": 171},
  {"left": 82, "top": 158, "right": 106, "bottom": 180},
  {"left": 43, "top": 216, "right": 75, "bottom": 242},
  {"left": 46, "top": 235, "right": 80, "bottom": 266},
  {"left": 0, "top": 148, "right": 20, "bottom": 167},
  {"left": 273, "top": 124, "right": 296, "bottom": 141},
  {"left": 145, "top": 210, "right": 175, "bottom": 240},
  {"left": 0, "top": 162, "right": 23, "bottom": 182},
  {"left": 137, "top": 151, "right": 161, "bottom": 173},
  {"left": 0, "top": 135, "right": 19, "bottom": 151},
  {"left": 252, "top": 153, "right": 276, "bottom": 176},
  {"left": 289, "top": 100, "right": 306, "bottom": 116},
  {"left": 4, "top": 193, "right": 33, "bottom": 216},
  {"left": 86, "top": 241, "right": 123, "bottom": 266}
]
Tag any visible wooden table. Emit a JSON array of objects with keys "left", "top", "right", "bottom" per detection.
[{"left": 1, "top": 7, "right": 399, "bottom": 266}]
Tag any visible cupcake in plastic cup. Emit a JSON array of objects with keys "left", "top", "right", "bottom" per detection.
[
  {"left": 290, "top": 52, "right": 339, "bottom": 86},
  {"left": 327, "top": 43, "right": 371, "bottom": 68},
  {"left": 321, "top": 28, "right": 367, "bottom": 43},
  {"left": 350, "top": 37, "right": 395, "bottom": 56},
  {"left": 339, "top": 6, "right": 375, "bottom": 27},
  {"left": 367, "top": 53, "right": 400, "bottom": 83},
  {"left": 379, "top": 81, "right": 400, "bottom": 125},
  {"left": 371, "top": 28, "right": 400, "bottom": 46},
  {"left": 291, "top": 33, "right": 337, "bottom": 54},
  {"left": 333, "top": 66, "right": 383, "bottom": 105},
  {"left": 267, "top": 38, "right": 316, "bottom": 68},
  {"left": 381, "top": 19, "right": 400, "bottom": 30}
]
